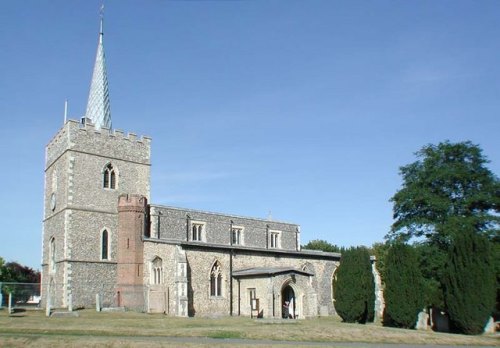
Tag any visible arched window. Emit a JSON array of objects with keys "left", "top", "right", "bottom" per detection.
[
  {"left": 210, "top": 261, "right": 222, "bottom": 297},
  {"left": 103, "top": 163, "right": 116, "bottom": 189},
  {"left": 49, "top": 237, "right": 56, "bottom": 273},
  {"left": 101, "top": 230, "right": 109, "bottom": 260},
  {"left": 151, "top": 257, "right": 163, "bottom": 285}
]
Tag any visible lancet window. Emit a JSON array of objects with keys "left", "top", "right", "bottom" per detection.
[{"left": 101, "top": 229, "right": 109, "bottom": 260}]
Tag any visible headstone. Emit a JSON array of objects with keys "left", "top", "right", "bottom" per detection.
[
  {"left": 416, "top": 310, "right": 429, "bottom": 330},
  {"left": 484, "top": 317, "right": 495, "bottom": 334},
  {"left": 96, "top": 294, "right": 101, "bottom": 312}
]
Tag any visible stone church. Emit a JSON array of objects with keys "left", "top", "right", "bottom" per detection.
[{"left": 41, "top": 17, "right": 381, "bottom": 318}]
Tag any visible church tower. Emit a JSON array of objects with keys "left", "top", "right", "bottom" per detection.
[{"left": 41, "top": 13, "right": 151, "bottom": 309}]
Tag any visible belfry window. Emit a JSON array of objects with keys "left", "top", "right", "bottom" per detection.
[
  {"left": 101, "top": 230, "right": 109, "bottom": 260},
  {"left": 210, "top": 261, "right": 222, "bottom": 297},
  {"left": 103, "top": 163, "right": 116, "bottom": 189}
]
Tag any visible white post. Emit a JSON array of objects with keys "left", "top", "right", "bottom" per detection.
[
  {"left": 96, "top": 294, "right": 101, "bottom": 312},
  {"left": 8, "top": 293, "right": 13, "bottom": 314},
  {"left": 45, "top": 293, "right": 51, "bottom": 317},
  {"left": 0, "top": 282, "right": 3, "bottom": 308}
]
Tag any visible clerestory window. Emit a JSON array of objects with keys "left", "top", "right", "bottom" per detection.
[
  {"left": 191, "top": 222, "right": 205, "bottom": 242},
  {"left": 269, "top": 231, "right": 280, "bottom": 249},
  {"left": 103, "top": 163, "right": 116, "bottom": 189},
  {"left": 231, "top": 226, "right": 243, "bottom": 245}
]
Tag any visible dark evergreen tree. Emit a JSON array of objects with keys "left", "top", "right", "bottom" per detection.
[
  {"left": 383, "top": 243, "right": 424, "bottom": 328},
  {"left": 444, "top": 225, "right": 495, "bottom": 335},
  {"left": 334, "top": 247, "right": 375, "bottom": 323}
]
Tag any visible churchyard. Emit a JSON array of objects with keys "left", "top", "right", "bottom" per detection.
[{"left": 0, "top": 309, "right": 497, "bottom": 347}]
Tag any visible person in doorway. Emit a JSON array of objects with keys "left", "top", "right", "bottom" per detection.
[{"left": 282, "top": 301, "right": 289, "bottom": 319}]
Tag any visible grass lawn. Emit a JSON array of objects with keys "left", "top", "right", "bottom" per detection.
[{"left": 0, "top": 308, "right": 497, "bottom": 347}]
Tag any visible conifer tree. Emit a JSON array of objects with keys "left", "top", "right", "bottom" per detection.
[
  {"left": 444, "top": 225, "right": 495, "bottom": 335},
  {"left": 383, "top": 243, "right": 424, "bottom": 328},
  {"left": 334, "top": 247, "right": 375, "bottom": 323}
]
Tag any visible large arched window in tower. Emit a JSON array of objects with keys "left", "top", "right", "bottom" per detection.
[
  {"left": 101, "top": 229, "right": 109, "bottom": 260},
  {"left": 151, "top": 257, "right": 163, "bottom": 285},
  {"left": 49, "top": 237, "right": 56, "bottom": 273},
  {"left": 210, "top": 261, "right": 222, "bottom": 297},
  {"left": 103, "top": 163, "right": 116, "bottom": 189}
]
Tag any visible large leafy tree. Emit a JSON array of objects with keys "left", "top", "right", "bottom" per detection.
[
  {"left": 444, "top": 226, "right": 495, "bottom": 335},
  {"left": 302, "top": 239, "right": 341, "bottom": 253},
  {"left": 334, "top": 247, "right": 375, "bottom": 323},
  {"left": 388, "top": 141, "right": 499, "bottom": 244},
  {"left": 383, "top": 243, "right": 424, "bottom": 329}
]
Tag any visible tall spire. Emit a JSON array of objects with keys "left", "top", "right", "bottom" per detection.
[{"left": 85, "top": 5, "right": 112, "bottom": 130}]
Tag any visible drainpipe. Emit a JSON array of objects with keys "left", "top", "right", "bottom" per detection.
[
  {"left": 230, "top": 220, "right": 234, "bottom": 246},
  {"left": 186, "top": 214, "right": 191, "bottom": 241},
  {"left": 229, "top": 249, "right": 233, "bottom": 316},
  {"left": 157, "top": 211, "right": 162, "bottom": 239},
  {"left": 237, "top": 279, "right": 241, "bottom": 316},
  {"left": 266, "top": 224, "right": 270, "bottom": 249}
]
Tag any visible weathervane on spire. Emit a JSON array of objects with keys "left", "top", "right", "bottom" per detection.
[{"left": 99, "top": 3, "right": 105, "bottom": 36}]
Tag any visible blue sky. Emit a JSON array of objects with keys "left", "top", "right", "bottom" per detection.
[{"left": 1, "top": 1, "right": 499, "bottom": 270}]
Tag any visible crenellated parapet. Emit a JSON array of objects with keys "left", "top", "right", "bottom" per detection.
[
  {"left": 118, "top": 194, "right": 148, "bottom": 213},
  {"left": 45, "top": 119, "right": 151, "bottom": 170}
]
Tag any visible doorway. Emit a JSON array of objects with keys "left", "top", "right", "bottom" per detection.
[{"left": 282, "top": 285, "right": 295, "bottom": 319}]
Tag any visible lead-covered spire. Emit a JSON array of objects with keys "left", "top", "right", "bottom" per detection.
[{"left": 85, "top": 8, "right": 111, "bottom": 130}]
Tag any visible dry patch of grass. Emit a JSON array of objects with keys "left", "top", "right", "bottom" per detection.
[{"left": 0, "top": 309, "right": 497, "bottom": 347}]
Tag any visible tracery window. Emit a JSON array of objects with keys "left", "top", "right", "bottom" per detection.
[
  {"left": 101, "top": 230, "right": 109, "bottom": 260},
  {"left": 103, "top": 163, "right": 116, "bottom": 189},
  {"left": 210, "top": 261, "right": 222, "bottom": 297},
  {"left": 151, "top": 257, "right": 163, "bottom": 285}
]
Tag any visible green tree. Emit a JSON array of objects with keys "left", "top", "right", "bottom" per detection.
[
  {"left": 414, "top": 242, "right": 446, "bottom": 309},
  {"left": 334, "top": 247, "right": 375, "bottom": 323},
  {"left": 302, "top": 239, "right": 341, "bottom": 253},
  {"left": 388, "top": 141, "right": 499, "bottom": 244},
  {"left": 444, "top": 225, "right": 495, "bottom": 335},
  {"left": 383, "top": 243, "right": 424, "bottom": 328},
  {"left": 388, "top": 141, "right": 499, "bottom": 314}
]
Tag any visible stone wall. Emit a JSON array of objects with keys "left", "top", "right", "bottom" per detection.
[{"left": 142, "top": 239, "right": 340, "bottom": 318}]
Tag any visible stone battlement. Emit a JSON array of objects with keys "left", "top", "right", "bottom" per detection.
[{"left": 46, "top": 119, "right": 151, "bottom": 169}]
